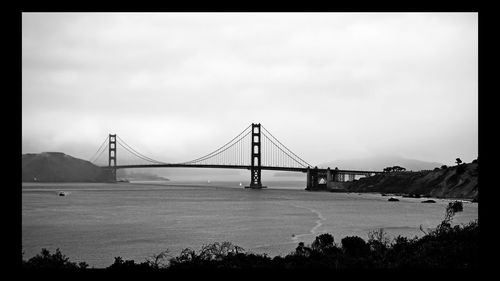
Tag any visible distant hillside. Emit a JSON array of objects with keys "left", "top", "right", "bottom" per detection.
[
  {"left": 22, "top": 152, "right": 113, "bottom": 182},
  {"left": 345, "top": 162, "right": 478, "bottom": 199},
  {"left": 318, "top": 155, "right": 443, "bottom": 171}
]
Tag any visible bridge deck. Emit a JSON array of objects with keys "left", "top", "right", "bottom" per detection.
[{"left": 103, "top": 164, "right": 382, "bottom": 174}]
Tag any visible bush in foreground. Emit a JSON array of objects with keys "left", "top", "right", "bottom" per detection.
[{"left": 22, "top": 248, "right": 88, "bottom": 270}]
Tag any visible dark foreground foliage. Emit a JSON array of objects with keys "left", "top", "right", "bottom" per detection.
[
  {"left": 22, "top": 201, "right": 478, "bottom": 270},
  {"left": 22, "top": 248, "right": 88, "bottom": 270}
]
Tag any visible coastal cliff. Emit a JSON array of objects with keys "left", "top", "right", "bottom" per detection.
[{"left": 343, "top": 162, "right": 478, "bottom": 199}]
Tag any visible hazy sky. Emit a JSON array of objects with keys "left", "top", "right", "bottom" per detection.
[{"left": 22, "top": 13, "right": 478, "bottom": 167}]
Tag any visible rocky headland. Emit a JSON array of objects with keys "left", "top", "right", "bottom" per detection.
[{"left": 332, "top": 162, "right": 478, "bottom": 200}]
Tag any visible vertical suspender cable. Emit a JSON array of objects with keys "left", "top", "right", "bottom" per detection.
[{"left": 263, "top": 134, "right": 265, "bottom": 167}]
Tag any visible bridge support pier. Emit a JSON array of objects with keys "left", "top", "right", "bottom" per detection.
[
  {"left": 306, "top": 167, "right": 313, "bottom": 190},
  {"left": 306, "top": 166, "right": 327, "bottom": 190},
  {"left": 337, "top": 173, "right": 345, "bottom": 182},
  {"left": 326, "top": 167, "right": 333, "bottom": 182},
  {"left": 246, "top": 123, "right": 266, "bottom": 189},
  {"left": 348, "top": 174, "right": 355, "bottom": 181}
]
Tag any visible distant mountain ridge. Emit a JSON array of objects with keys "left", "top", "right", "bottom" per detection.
[
  {"left": 22, "top": 152, "right": 112, "bottom": 182},
  {"left": 317, "top": 155, "right": 444, "bottom": 171}
]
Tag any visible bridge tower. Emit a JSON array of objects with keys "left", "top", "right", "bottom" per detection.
[
  {"left": 108, "top": 134, "right": 117, "bottom": 182},
  {"left": 246, "top": 123, "right": 266, "bottom": 189}
]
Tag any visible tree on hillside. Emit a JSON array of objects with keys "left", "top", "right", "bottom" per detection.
[
  {"left": 385, "top": 166, "right": 406, "bottom": 172},
  {"left": 455, "top": 158, "right": 463, "bottom": 165},
  {"left": 392, "top": 166, "right": 406, "bottom": 172}
]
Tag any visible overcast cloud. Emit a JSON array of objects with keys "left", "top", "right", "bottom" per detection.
[{"left": 22, "top": 13, "right": 478, "bottom": 166}]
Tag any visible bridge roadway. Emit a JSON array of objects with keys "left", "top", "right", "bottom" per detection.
[{"left": 109, "top": 164, "right": 382, "bottom": 175}]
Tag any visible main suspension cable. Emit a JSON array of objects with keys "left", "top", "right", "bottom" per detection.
[
  {"left": 90, "top": 136, "right": 109, "bottom": 163},
  {"left": 116, "top": 136, "right": 167, "bottom": 164},
  {"left": 185, "top": 129, "right": 252, "bottom": 164},
  {"left": 91, "top": 143, "right": 109, "bottom": 164},
  {"left": 180, "top": 124, "right": 252, "bottom": 164},
  {"left": 261, "top": 125, "right": 311, "bottom": 167},
  {"left": 261, "top": 131, "right": 310, "bottom": 168},
  {"left": 116, "top": 141, "right": 165, "bottom": 165}
]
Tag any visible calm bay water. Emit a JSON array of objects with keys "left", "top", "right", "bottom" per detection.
[{"left": 22, "top": 181, "right": 478, "bottom": 268}]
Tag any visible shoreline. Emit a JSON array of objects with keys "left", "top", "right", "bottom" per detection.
[{"left": 307, "top": 188, "right": 477, "bottom": 202}]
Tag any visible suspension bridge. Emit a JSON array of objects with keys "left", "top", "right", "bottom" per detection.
[{"left": 89, "top": 123, "right": 383, "bottom": 189}]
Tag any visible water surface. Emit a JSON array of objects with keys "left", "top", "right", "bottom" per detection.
[{"left": 22, "top": 181, "right": 478, "bottom": 268}]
